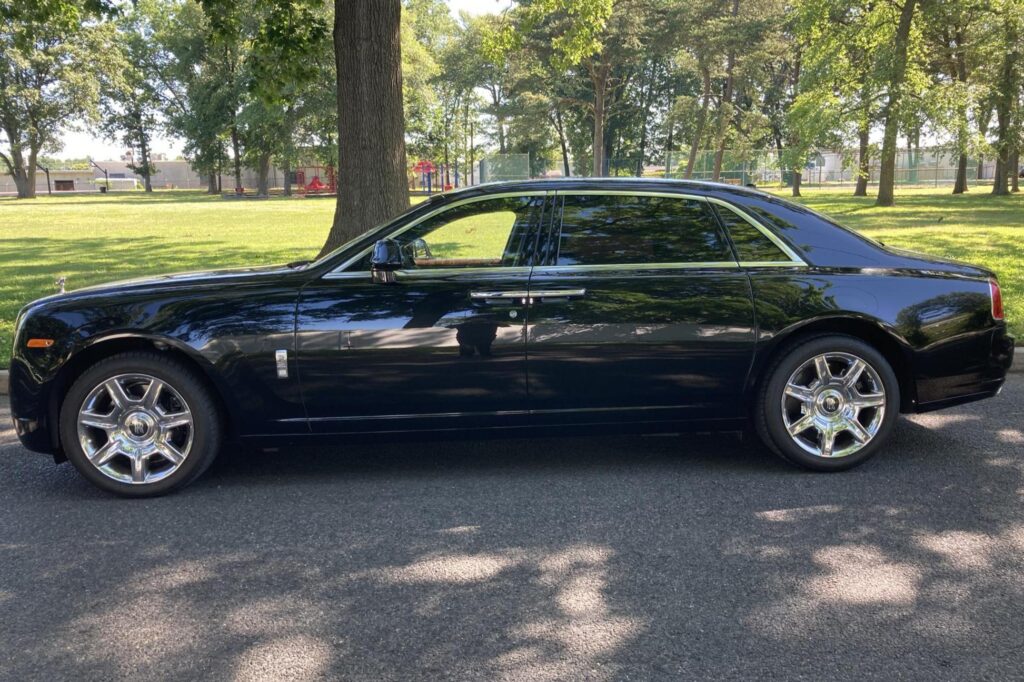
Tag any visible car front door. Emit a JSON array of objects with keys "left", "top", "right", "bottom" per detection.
[
  {"left": 525, "top": 190, "right": 757, "bottom": 427},
  {"left": 295, "top": 192, "right": 548, "bottom": 433}
]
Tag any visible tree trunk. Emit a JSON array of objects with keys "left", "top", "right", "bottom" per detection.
[
  {"left": 552, "top": 107, "right": 570, "bottom": 177},
  {"left": 591, "top": 61, "right": 609, "bottom": 177},
  {"left": 953, "top": 153, "right": 968, "bottom": 194},
  {"left": 875, "top": 0, "right": 918, "bottom": 207},
  {"left": 1011, "top": 150, "right": 1020, "bottom": 193},
  {"left": 792, "top": 170, "right": 802, "bottom": 197},
  {"left": 256, "top": 152, "right": 271, "bottom": 196},
  {"left": 282, "top": 157, "right": 292, "bottom": 197},
  {"left": 321, "top": 0, "right": 409, "bottom": 257},
  {"left": 230, "top": 124, "right": 243, "bottom": 192},
  {"left": 207, "top": 172, "right": 218, "bottom": 194},
  {"left": 684, "top": 66, "right": 712, "bottom": 179},
  {"left": 5, "top": 143, "right": 36, "bottom": 199},
  {"left": 712, "top": 0, "right": 740, "bottom": 182},
  {"left": 991, "top": 13, "right": 1019, "bottom": 196},
  {"left": 854, "top": 125, "right": 870, "bottom": 196},
  {"left": 138, "top": 116, "right": 153, "bottom": 193}
]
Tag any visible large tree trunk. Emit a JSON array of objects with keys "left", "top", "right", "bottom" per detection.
[
  {"left": 854, "top": 125, "right": 870, "bottom": 196},
  {"left": 4, "top": 143, "right": 37, "bottom": 199},
  {"left": 321, "top": 0, "right": 409, "bottom": 257},
  {"left": 256, "top": 152, "right": 271, "bottom": 196},
  {"left": 684, "top": 66, "right": 712, "bottom": 179},
  {"left": 207, "top": 171, "right": 218, "bottom": 194},
  {"left": 953, "top": 153, "right": 968, "bottom": 194},
  {"left": 591, "top": 61, "right": 609, "bottom": 177},
  {"left": 792, "top": 170, "right": 802, "bottom": 197},
  {"left": 875, "top": 0, "right": 918, "bottom": 207}
]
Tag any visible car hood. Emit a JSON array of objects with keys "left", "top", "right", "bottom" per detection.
[{"left": 28, "top": 264, "right": 303, "bottom": 309}]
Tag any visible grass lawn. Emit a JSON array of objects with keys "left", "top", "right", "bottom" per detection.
[{"left": 1, "top": 187, "right": 1021, "bottom": 368}]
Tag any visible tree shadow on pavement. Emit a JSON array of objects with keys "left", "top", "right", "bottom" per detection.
[{"left": 1, "top": 379, "right": 1022, "bottom": 680}]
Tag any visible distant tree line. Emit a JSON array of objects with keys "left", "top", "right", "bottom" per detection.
[{"left": 1, "top": 0, "right": 1021, "bottom": 243}]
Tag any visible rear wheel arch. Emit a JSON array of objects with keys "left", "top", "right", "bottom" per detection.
[{"left": 748, "top": 316, "right": 915, "bottom": 413}]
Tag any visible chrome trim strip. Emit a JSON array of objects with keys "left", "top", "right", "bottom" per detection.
[
  {"left": 705, "top": 197, "right": 808, "bottom": 266},
  {"left": 280, "top": 403, "right": 689, "bottom": 423},
  {"left": 395, "top": 266, "right": 533, "bottom": 279},
  {"left": 531, "top": 262, "right": 740, "bottom": 273},
  {"left": 552, "top": 189, "right": 709, "bottom": 201},
  {"left": 324, "top": 191, "right": 549, "bottom": 278},
  {"left": 530, "top": 289, "right": 586, "bottom": 298}
]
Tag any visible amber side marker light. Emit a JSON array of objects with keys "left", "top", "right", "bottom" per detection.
[
  {"left": 26, "top": 338, "right": 55, "bottom": 348},
  {"left": 989, "top": 279, "right": 1004, "bottom": 321}
]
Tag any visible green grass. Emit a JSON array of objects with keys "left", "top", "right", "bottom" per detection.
[
  {"left": 1, "top": 187, "right": 1021, "bottom": 368},
  {"left": 764, "top": 186, "right": 1023, "bottom": 339}
]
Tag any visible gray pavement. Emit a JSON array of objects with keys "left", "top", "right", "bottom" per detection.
[{"left": 1, "top": 378, "right": 1023, "bottom": 681}]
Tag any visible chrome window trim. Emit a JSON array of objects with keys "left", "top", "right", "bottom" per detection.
[
  {"left": 705, "top": 197, "right": 808, "bottom": 267},
  {"left": 396, "top": 266, "right": 533, "bottom": 279},
  {"left": 531, "top": 262, "right": 740, "bottom": 274},
  {"left": 323, "top": 191, "right": 549, "bottom": 279}
]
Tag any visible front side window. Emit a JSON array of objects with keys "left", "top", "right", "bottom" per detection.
[
  {"left": 339, "top": 192, "right": 540, "bottom": 270},
  {"left": 343, "top": 195, "right": 543, "bottom": 271},
  {"left": 396, "top": 195, "right": 542, "bottom": 269},
  {"left": 554, "top": 194, "right": 733, "bottom": 266}
]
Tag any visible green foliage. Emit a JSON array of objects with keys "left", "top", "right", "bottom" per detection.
[{"left": 0, "top": 2, "right": 120, "bottom": 195}]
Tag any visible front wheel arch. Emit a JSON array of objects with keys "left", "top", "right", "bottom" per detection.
[{"left": 50, "top": 335, "right": 234, "bottom": 459}]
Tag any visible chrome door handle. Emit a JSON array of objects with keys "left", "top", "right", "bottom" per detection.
[
  {"left": 470, "top": 289, "right": 586, "bottom": 304},
  {"left": 470, "top": 291, "right": 530, "bottom": 300}
]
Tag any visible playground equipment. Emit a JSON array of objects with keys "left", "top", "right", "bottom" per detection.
[{"left": 295, "top": 165, "right": 337, "bottom": 195}]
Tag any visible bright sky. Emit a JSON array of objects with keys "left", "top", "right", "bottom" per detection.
[{"left": 59, "top": 0, "right": 511, "bottom": 161}]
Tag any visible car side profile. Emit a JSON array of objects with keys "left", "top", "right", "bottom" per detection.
[{"left": 10, "top": 179, "right": 1015, "bottom": 496}]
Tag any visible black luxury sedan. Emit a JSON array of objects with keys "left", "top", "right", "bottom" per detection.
[{"left": 10, "top": 179, "right": 1014, "bottom": 496}]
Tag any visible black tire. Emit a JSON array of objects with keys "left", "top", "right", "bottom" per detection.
[
  {"left": 59, "top": 352, "right": 223, "bottom": 496},
  {"left": 755, "top": 334, "right": 900, "bottom": 472}
]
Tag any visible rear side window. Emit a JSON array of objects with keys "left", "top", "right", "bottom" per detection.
[
  {"left": 715, "top": 204, "right": 792, "bottom": 262},
  {"left": 554, "top": 194, "right": 733, "bottom": 266}
]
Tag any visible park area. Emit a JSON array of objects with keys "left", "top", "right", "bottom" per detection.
[{"left": 1, "top": 187, "right": 1021, "bottom": 368}]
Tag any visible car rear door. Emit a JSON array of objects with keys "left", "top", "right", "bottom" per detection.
[
  {"left": 295, "top": 192, "right": 549, "bottom": 433},
  {"left": 524, "top": 190, "right": 757, "bottom": 427}
]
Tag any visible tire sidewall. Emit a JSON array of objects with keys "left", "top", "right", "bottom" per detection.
[
  {"left": 761, "top": 336, "right": 900, "bottom": 471},
  {"left": 59, "top": 354, "right": 220, "bottom": 497}
]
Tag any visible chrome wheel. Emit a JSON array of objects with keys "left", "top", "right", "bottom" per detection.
[
  {"left": 76, "top": 373, "right": 194, "bottom": 484},
  {"left": 781, "top": 352, "right": 886, "bottom": 459}
]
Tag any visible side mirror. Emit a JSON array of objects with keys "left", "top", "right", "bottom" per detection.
[{"left": 370, "top": 239, "right": 404, "bottom": 284}]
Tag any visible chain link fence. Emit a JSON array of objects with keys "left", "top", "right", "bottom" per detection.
[{"left": 479, "top": 154, "right": 531, "bottom": 183}]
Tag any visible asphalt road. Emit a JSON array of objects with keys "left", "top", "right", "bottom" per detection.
[{"left": 2, "top": 378, "right": 1023, "bottom": 681}]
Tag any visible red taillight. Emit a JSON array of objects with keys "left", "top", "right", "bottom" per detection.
[{"left": 990, "top": 279, "right": 1004, "bottom": 321}]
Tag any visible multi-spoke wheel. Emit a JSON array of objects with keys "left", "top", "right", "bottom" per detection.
[
  {"left": 60, "top": 353, "right": 222, "bottom": 496},
  {"left": 77, "top": 374, "right": 194, "bottom": 484},
  {"left": 756, "top": 335, "right": 900, "bottom": 471}
]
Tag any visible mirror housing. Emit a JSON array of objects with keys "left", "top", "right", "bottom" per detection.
[{"left": 370, "top": 239, "right": 404, "bottom": 284}]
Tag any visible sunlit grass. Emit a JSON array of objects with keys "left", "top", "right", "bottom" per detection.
[
  {"left": 1, "top": 187, "right": 1020, "bottom": 368},
  {"left": 765, "top": 186, "right": 1022, "bottom": 341}
]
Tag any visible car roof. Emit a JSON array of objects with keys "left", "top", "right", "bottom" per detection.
[{"left": 433, "top": 177, "right": 773, "bottom": 201}]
